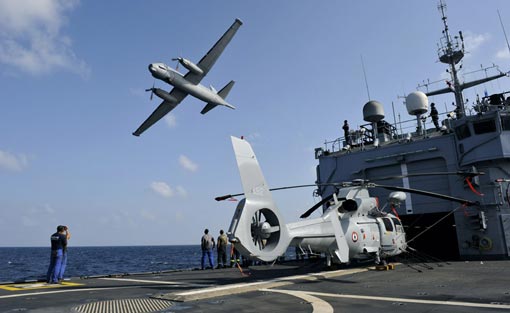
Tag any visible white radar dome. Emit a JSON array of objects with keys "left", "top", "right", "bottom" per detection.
[
  {"left": 363, "top": 100, "right": 385, "bottom": 122},
  {"left": 406, "top": 91, "right": 429, "bottom": 116}
]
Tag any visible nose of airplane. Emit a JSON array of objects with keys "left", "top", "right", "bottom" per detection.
[{"left": 148, "top": 64, "right": 154, "bottom": 73}]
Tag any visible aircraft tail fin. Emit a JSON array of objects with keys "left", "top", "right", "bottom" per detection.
[
  {"left": 227, "top": 136, "right": 290, "bottom": 262},
  {"left": 200, "top": 80, "right": 236, "bottom": 114},
  {"left": 217, "top": 80, "right": 235, "bottom": 99}
]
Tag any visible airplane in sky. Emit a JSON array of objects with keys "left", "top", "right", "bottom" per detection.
[{"left": 132, "top": 19, "right": 242, "bottom": 136}]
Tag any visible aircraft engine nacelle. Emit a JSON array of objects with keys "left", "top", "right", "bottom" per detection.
[
  {"left": 178, "top": 58, "right": 204, "bottom": 76},
  {"left": 153, "top": 88, "right": 178, "bottom": 103}
]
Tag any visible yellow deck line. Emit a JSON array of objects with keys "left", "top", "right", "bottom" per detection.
[{"left": 0, "top": 281, "right": 83, "bottom": 291}]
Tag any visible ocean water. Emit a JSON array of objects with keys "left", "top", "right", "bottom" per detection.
[{"left": 0, "top": 245, "right": 206, "bottom": 282}]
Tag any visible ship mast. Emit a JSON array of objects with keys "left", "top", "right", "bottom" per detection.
[
  {"left": 437, "top": 0, "right": 465, "bottom": 117},
  {"left": 426, "top": 0, "right": 506, "bottom": 117}
]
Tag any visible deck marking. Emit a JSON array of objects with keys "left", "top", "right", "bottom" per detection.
[
  {"left": 301, "top": 290, "right": 510, "bottom": 310},
  {"left": 260, "top": 288, "right": 333, "bottom": 313},
  {"left": 99, "top": 277, "right": 208, "bottom": 287},
  {"left": 0, "top": 285, "right": 150, "bottom": 299},
  {"left": 167, "top": 267, "right": 369, "bottom": 301},
  {"left": 0, "top": 281, "right": 83, "bottom": 291}
]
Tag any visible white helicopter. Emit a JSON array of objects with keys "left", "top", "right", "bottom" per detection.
[{"left": 218, "top": 136, "right": 479, "bottom": 266}]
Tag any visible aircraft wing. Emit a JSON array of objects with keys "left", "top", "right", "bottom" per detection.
[
  {"left": 184, "top": 19, "right": 243, "bottom": 85},
  {"left": 132, "top": 89, "right": 188, "bottom": 136}
]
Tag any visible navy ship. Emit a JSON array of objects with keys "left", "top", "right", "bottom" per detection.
[{"left": 315, "top": 1, "right": 510, "bottom": 261}]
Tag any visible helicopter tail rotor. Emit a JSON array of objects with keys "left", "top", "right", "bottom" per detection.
[{"left": 227, "top": 136, "right": 291, "bottom": 262}]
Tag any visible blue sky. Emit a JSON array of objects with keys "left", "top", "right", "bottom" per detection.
[{"left": 1, "top": 0, "right": 510, "bottom": 246}]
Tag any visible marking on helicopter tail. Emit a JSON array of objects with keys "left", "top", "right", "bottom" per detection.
[{"left": 352, "top": 231, "right": 359, "bottom": 242}]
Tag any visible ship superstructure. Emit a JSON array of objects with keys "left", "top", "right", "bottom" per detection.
[{"left": 315, "top": 1, "right": 510, "bottom": 260}]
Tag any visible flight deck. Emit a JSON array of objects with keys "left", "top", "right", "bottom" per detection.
[{"left": 1, "top": 260, "right": 509, "bottom": 313}]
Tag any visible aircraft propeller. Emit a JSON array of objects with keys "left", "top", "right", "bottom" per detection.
[
  {"left": 171, "top": 57, "right": 182, "bottom": 71},
  {"left": 145, "top": 82, "right": 156, "bottom": 100}
]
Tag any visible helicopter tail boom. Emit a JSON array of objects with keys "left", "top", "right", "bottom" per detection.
[{"left": 227, "top": 136, "right": 291, "bottom": 262}]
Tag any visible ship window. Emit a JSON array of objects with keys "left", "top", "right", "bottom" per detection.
[
  {"left": 501, "top": 116, "right": 510, "bottom": 131},
  {"left": 382, "top": 218, "right": 394, "bottom": 232},
  {"left": 473, "top": 119, "right": 496, "bottom": 134},
  {"left": 455, "top": 124, "right": 471, "bottom": 140}
]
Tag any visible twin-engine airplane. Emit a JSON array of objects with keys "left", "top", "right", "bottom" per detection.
[
  {"left": 132, "top": 19, "right": 242, "bottom": 136},
  {"left": 221, "top": 137, "right": 479, "bottom": 266}
]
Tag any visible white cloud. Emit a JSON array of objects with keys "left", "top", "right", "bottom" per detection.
[
  {"left": 43, "top": 204, "right": 56, "bottom": 214},
  {"left": 0, "top": 0, "right": 89, "bottom": 77},
  {"left": 150, "top": 181, "right": 174, "bottom": 198},
  {"left": 0, "top": 149, "right": 28, "bottom": 171},
  {"left": 462, "top": 31, "right": 490, "bottom": 54},
  {"left": 179, "top": 155, "right": 198, "bottom": 172},
  {"left": 496, "top": 47, "right": 510, "bottom": 60},
  {"left": 140, "top": 209, "right": 157, "bottom": 221},
  {"left": 176, "top": 185, "right": 187, "bottom": 197},
  {"left": 164, "top": 114, "right": 177, "bottom": 128}
]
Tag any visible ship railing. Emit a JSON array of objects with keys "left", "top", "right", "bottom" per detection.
[{"left": 322, "top": 112, "right": 453, "bottom": 154}]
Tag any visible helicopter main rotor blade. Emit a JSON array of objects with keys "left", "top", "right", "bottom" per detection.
[
  {"left": 300, "top": 194, "right": 334, "bottom": 218},
  {"left": 369, "top": 171, "right": 485, "bottom": 182},
  {"left": 373, "top": 183, "right": 479, "bottom": 206},
  {"left": 215, "top": 184, "right": 316, "bottom": 201}
]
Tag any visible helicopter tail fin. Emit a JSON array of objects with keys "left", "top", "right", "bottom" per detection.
[{"left": 227, "top": 136, "right": 291, "bottom": 262}]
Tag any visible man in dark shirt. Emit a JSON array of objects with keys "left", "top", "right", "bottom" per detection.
[
  {"left": 430, "top": 103, "right": 440, "bottom": 131},
  {"left": 46, "top": 225, "right": 67, "bottom": 284},
  {"left": 201, "top": 229, "right": 215, "bottom": 270},
  {"left": 58, "top": 226, "right": 71, "bottom": 282}
]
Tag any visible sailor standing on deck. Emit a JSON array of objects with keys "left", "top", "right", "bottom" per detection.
[
  {"left": 57, "top": 226, "right": 71, "bottom": 282},
  {"left": 430, "top": 103, "right": 440, "bottom": 131},
  {"left": 46, "top": 225, "right": 67, "bottom": 284},
  {"left": 216, "top": 230, "right": 228, "bottom": 268},
  {"left": 201, "top": 229, "right": 215, "bottom": 270},
  {"left": 342, "top": 120, "right": 351, "bottom": 145}
]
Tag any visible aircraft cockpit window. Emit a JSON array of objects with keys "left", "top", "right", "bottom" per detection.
[
  {"left": 392, "top": 218, "right": 404, "bottom": 233},
  {"left": 158, "top": 65, "right": 166, "bottom": 71},
  {"left": 382, "top": 218, "right": 394, "bottom": 232},
  {"left": 473, "top": 119, "right": 496, "bottom": 135}
]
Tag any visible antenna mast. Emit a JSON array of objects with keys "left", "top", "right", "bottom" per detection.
[
  {"left": 498, "top": 9, "right": 510, "bottom": 57},
  {"left": 361, "top": 54, "right": 371, "bottom": 101},
  {"left": 437, "top": 0, "right": 466, "bottom": 117}
]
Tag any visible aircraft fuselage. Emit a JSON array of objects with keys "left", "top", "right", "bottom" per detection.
[{"left": 148, "top": 63, "right": 233, "bottom": 108}]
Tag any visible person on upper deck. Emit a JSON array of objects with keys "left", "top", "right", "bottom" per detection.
[
  {"left": 342, "top": 120, "right": 350, "bottom": 145},
  {"left": 430, "top": 103, "right": 440, "bottom": 131}
]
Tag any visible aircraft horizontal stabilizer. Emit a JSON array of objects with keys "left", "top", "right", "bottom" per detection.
[
  {"left": 200, "top": 80, "right": 236, "bottom": 114},
  {"left": 200, "top": 103, "right": 218, "bottom": 114}
]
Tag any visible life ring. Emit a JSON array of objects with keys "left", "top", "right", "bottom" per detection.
[
  {"left": 479, "top": 236, "right": 493, "bottom": 250},
  {"left": 352, "top": 231, "right": 359, "bottom": 242}
]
